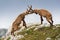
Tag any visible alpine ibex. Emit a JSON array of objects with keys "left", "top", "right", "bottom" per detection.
[
  {"left": 28, "top": 5, "right": 53, "bottom": 26},
  {"left": 11, "top": 9, "right": 30, "bottom": 36}
]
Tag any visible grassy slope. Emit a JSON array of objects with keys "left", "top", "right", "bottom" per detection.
[
  {"left": 17, "top": 26, "right": 60, "bottom": 40},
  {"left": 0, "top": 24, "right": 60, "bottom": 40}
]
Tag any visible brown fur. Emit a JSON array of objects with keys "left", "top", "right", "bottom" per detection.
[
  {"left": 28, "top": 7, "right": 53, "bottom": 26},
  {"left": 11, "top": 10, "right": 30, "bottom": 36}
]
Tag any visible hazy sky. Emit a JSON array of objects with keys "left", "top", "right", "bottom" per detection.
[{"left": 0, "top": 0, "right": 60, "bottom": 28}]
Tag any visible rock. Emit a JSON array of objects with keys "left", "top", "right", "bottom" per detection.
[{"left": 46, "top": 37, "right": 51, "bottom": 40}]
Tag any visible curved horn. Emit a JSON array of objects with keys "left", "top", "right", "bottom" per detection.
[
  {"left": 27, "top": 5, "right": 30, "bottom": 8},
  {"left": 27, "top": 8, "right": 28, "bottom": 11},
  {"left": 28, "top": 5, "right": 32, "bottom": 9},
  {"left": 30, "top": 5, "right": 32, "bottom": 8}
]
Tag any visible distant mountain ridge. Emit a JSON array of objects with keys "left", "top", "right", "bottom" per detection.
[{"left": 0, "top": 29, "right": 7, "bottom": 37}]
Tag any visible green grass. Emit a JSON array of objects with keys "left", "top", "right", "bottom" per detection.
[
  {"left": 18, "top": 26, "right": 60, "bottom": 40},
  {"left": 0, "top": 38, "right": 1, "bottom": 40},
  {"left": 0, "top": 24, "right": 60, "bottom": 40}
]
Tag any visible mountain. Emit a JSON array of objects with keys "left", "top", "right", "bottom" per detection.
[{"left": 0, "top": 29, "right": 7, "bottom": 37}]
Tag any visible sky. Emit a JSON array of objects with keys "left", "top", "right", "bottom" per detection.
[{"left": 0, "top": 0, "right": 60, "bottom": 28}]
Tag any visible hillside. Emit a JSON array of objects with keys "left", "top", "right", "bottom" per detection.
[
  {"left": 0, "top": 24, "right": 60, "bottom": 40},
  {"left": 19, "top": 27, "right": 60, "bottom": 40}
]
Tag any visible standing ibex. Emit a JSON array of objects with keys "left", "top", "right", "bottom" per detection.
[
  {"left": 28, "top": 5, "right": 53, "bottom": 26},
  {"left": 11, "top": 9, "right": 30, "bottom": 36}
]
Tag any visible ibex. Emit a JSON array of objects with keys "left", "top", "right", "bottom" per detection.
[
  {"left": 11, "top": 9, "right": 30, "bottom": 36},
  {"left": 28, "top": 5, "right": 53, "bottom": 26}
]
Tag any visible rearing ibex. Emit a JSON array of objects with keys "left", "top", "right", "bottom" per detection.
[{"left": 11, "top": 9, "right": 31, "bottom": 36}]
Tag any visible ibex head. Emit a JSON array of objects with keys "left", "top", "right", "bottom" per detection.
[
  {"left": 27, "top": 5, "right": 34, "bottom": 14},
  {"left": 28, "top": 5, "right": 32, "bottom": 10}
]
